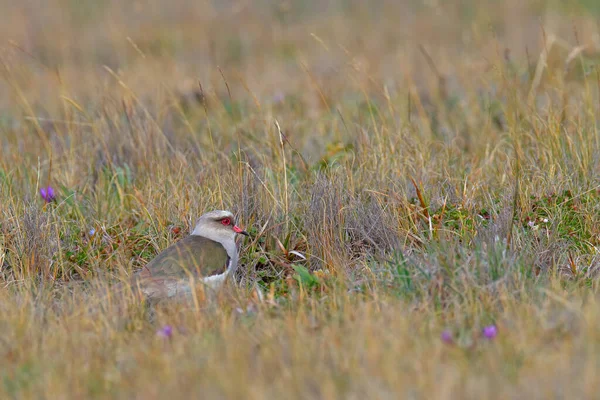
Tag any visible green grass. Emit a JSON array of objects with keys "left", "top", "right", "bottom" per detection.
[{"left": 0, "top": 0, "right": 600, "bottom": 398}]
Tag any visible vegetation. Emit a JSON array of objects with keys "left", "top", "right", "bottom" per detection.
[{"left": 1, "top": 0, "right": 600, "bottom": 398}]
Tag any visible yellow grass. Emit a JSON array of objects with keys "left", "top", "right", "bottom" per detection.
[
  {"left": 1, "top": 0, "right": 600, "bottom": 398},
  {"left": 1, "top": 283, "right": 600, "bottom": 398}
]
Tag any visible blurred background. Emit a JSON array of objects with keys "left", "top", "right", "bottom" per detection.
[{"left": 1, "top": 0, "right": 599, "bottom": 120}]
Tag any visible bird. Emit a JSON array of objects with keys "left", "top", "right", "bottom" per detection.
[{"left": 130, "top": 210, "right": 249, "bottom": 301}]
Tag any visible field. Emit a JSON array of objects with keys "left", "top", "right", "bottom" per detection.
[{"left": 1, "top": 0, "right": 600, "bottom": 398}]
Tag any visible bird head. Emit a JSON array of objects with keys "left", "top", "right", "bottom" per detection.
[{"left": 191, "top": 210, "right": 249, "bottom": 241}]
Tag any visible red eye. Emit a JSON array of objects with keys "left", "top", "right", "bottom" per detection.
[{"left": 221, "top": 218, "right": 231, "bottom": 226}]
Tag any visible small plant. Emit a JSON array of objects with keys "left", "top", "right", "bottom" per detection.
[
  {"left": 292, "top": 264, "right": 320, "bottom": 290},
  {"left": 39, "top": 186, "right": 55, "bottom": 203}
]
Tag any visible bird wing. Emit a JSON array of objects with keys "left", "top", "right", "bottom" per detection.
[
  {"left": 131, "top": 235, "right": 230, "bottom": 300},
  {"left": 140, "top": 235, "right": 230, "bottom": 279}
]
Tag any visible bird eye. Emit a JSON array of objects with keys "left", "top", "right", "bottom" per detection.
[{"left": 221, "top": 218, "right": 231, "bottom": 226}]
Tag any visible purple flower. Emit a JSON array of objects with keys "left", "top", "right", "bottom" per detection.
[
  {"left": 441, "top": 330, "right": 454, "bottom": 344},
  {"left": 39, "top": 186, "right": 55, "bottom": 203},
  {"left": 272, "top": 91, "right": 286, "bottom": 104},
  {"left": 482, "top": 325, "right": 498, "bottom": 339},
  {"left": 157, "top": 325, "right": 173, "bottom": 339}
]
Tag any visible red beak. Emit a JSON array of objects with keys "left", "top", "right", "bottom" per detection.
[{"left": 233, "top": 225, "right": 249, "bottom": 236}]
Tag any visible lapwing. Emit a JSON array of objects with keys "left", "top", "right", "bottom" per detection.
[{"left": 131, "top": 210, "right": 248, "bottom": 301}]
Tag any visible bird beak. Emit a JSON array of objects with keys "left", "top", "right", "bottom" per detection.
[{"left": 233, "top": 225, "right": 249, "bottom": 236}]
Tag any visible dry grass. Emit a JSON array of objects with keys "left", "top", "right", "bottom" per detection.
[{"left": 1, "top": 0, "right": 600, "bottom": 398}]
